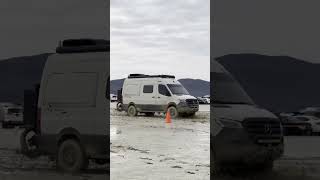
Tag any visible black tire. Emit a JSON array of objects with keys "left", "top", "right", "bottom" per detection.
[
  {"left": 57, "top": 139, "right": 87, "bottom": 173},
  {"left": 116, "top": 102, "right": 123, "bottom": 111},
  {"left": 20, "top": 128, "right": 41, "bottom": 158},
  {"left": 167, "top": 106, "right": 178, "bottom": 118},
  {"left": 127, "top": 105, "right": 137, "bottom": 117}
]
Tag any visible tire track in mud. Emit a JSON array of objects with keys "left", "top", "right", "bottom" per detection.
[{"left": 111, "top": 143, "right": 210, "bottom": 176}]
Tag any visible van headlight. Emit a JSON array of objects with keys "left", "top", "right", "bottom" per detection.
[
  {"left": 179, "top": 99, "right": 187, "bottom": 106},
  {"left": 219, "top": 118, "right": 242, "bottom": 128}
]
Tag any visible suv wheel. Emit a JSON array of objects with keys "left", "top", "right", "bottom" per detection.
[
  {"left": 57, "top": 139, "right": 87, "bottom": 172},
  {"left": 167, "top": 106, "right": 178, "bottom": 118},
  {"left": 127, "top": 105, "right": 137, "bottom": 117}
]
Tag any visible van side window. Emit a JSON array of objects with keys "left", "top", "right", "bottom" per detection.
[
  {"left": 143, "top": 85, "right": 153, "bottom": 93},
  {"left": 158, "top": 84, "right": 170, "bottom": 96}
]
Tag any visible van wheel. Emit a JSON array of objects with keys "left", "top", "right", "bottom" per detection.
[
  {"left": 57, "top": 139, "right": 87, "bottom": 172},
  {"left": 127, "top": 105, "right": 137, "bottom": 117},
  {"left": 20, "top": 128, "right": 40, "bottom": 158},
  {"left": 167, "top": 106, "right": 178, "bottom": 118},
  {"left": 116, "top": 102, "right": 123, "bottom": 111}
]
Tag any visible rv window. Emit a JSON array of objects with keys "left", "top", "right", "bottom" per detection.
[
  {"left": 44, "top": 72, "right": 98, "bottom": 107},
  {"left": 158, "top": 84, "right": 171, "bottom": 96},
  {"left": 124, "top": 84, "right": 139, "bottom": 96},
  {"left": 143, "top": 85, "right": 153, "bottom": 93}
]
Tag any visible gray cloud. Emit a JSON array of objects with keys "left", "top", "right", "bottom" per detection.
[
  {"left": 111, "top": 0, "right": 210, "bottom": 80},
  {"left": 0, "top": 0, "right": 109, "bottom": 59},
  {"left": 213, "top": 0, "right": 320, "bottom": 63}
]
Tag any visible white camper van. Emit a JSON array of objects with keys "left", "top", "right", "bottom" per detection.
[
  {"left": 211, "top": 59, "right": 284, "bottom": 173},
  {"left": 122, "top": 74, "right": 199, "bottom": 118},
  {"left": 21, "top": 39, "right": 109, "bottom": 172}
]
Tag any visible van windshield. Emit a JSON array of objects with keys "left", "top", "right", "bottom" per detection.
[
  {"left": 167, "top": 84, "right": 190, "bottom": 95},
  {"left": 212, "top": 72, "right": 254, "bottom": 105}
]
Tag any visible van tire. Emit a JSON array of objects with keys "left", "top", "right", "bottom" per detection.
[
  {"left": 167, "top": 106, "right": 178, "bottom": 118},
  {"left": 20, "top": 128, "right": 41, "bottom": 158},
  {"left": 57, "top": 139, "right": 87, "bottom": 172},
  {"left": 127, "top": 105, "right": 137, "bottom": 117}
]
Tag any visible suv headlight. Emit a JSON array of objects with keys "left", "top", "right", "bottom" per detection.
[{"left": 219, "top": 118, "right": 242, "bottom": 128}]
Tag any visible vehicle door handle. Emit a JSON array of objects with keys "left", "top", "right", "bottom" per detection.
[
  {"left": 61, "top": 111, "right": 67, "bottom": 114},
  {"left": 158, "top": 97, "right": 161, "bottom": 98},
  {"left": 152, "top": 96, "right": 155, "bottom": 98}
]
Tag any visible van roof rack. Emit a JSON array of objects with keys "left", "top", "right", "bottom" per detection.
[
  {"left": 128, "top": 74, "right": 175, "bottom": 79},
  {"left": 56, "top": 39, "right": 109, "bottom": 54}
]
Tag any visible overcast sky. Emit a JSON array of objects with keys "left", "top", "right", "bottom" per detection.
[
  {"left": 110, "top": 0, "right": 210, "bottom": 81},
  {"left": 0, "top": 0, "right": 108, "bottom": 59},
  {"left": 213, "top": 0, "right": 320, "bottom": 63}
]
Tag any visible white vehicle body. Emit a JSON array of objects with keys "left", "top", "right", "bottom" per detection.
[
  {"left": 34, "top": 43, "right": 109, "bottom": 161},
  {"left": 122, "top": 74, "right": 199, "bottom": 116},
  {"left": 211, "top": 59, "right": 284, "bottom": 170},
  {"left": 293, "top": 115, "right": 320, "bottom": 133}
]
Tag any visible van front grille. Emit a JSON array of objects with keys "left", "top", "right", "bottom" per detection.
[
  {"left": 186, "top": 99, "right": 199, "bottom": 109},
  {"left": 242, "top": 118, "right": 282, "bottom": 145}
]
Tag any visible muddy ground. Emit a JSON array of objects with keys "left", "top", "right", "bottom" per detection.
[
  {"left": 110, "top": 104, "right": 210, "bottom": 180},
  {"left": 0, "top": 123, "right": 107, "bottom": 180},
  {"left": 1, "top": 103, "right": 320, "bottom": 180}
]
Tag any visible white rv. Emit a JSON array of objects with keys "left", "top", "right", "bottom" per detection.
[
  {"left": 20, "top": 39, "right": 109, "bottom": 172},
  {"left": 121, "top": 74, "right": 199, "bottom": 118}
]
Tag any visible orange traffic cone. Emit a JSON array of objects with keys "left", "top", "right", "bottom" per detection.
[{"left": 165, "top": 110, "right": 171, "bottom": 123}]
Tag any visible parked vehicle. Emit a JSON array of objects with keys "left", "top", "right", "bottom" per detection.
[
  {"left": 294, "top": 115, "right": 320, "bottom": 135},
  {"left": 202, "top": 96, "right": 210, "bottom": 104},
  {"left": 122, "top": 74, "right": 199, "bottom": 118},
  {"left": 110, "top": 94, "right": 118, "bottom": 102},
  {"left": 197, "top": 97, "right": 207, "bottom": 104},
  {"left": 280, "top": 115, "right": 318, "bottom": 135},
  {"left": 299, "top": 107, "right": 320, "bottom": 119},
  {"left": 2, "top": 107, "right": 24, "bottom": 128},
  {"left": 20, "top": 39, "right": 109, "bottom": 172},
  {"left": 211, "top": 59, "right": 284, "bottom": 173}
]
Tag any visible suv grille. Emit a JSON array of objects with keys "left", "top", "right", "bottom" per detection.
[
  {"left": 186, "top": 99, "right": 199, "bottom": 109},
  {"left": 242, "top": 118, "right": 282, "bottom": 145}
]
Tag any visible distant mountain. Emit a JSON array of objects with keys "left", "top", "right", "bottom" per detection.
[
  {"left": 217, "top": 54, "right": 320, "bottom": 113},
  {"left": 110, "top": 78, "right": 210, "bottom": 97},
  {"left": 0, "top": 54, "right": 50, "bottom": 103}
]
